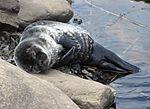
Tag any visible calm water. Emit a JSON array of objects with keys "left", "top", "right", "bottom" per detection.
[{"left": 71, "top": 0, "right": 150, "bottom": 109}]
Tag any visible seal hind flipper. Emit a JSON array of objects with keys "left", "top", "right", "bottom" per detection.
[
  {"left": 98, "top": 60, "right": 129, "bottom": 73},
  {"left": 88, "top": 42, "right": 140, "bottom": 74},
  {"left": 105, "top": 49, "right": 140, "bottom": 73}
]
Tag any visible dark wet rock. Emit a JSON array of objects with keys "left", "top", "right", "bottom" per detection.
[
  {"left": 133, "top": 0, "right": 150, "bottom": 3},
  {"left": 73, "top": 17, "right": 83, "bottom": 25},
  {"left": 18, "top": 0, "right": 73, "bottom": 28},
  {"left": 0, "top": 0, "right": 20, "bottom": 13},
  {"left": 33, "top": 69, "right": 116, "bottom": 109},
  {"left": 66, "top": 0, "right": 72, "bottom": 4},
  {"left": 109, "top": 103, "right": 116, "bottom": 109},
  {"left": 58, "top": 65, "right": 124, "bottom": 85},
  {"left": 0, "top": 59, "right": 80, "bottom": 109}
]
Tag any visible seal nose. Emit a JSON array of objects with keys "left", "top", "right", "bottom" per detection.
[{"left": 36, "top": 52, "right": 50, "bottom": 70}]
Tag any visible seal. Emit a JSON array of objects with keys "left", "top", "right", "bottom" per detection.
[{"left": 14, "top": 21, "right": 140, "bottom": 75}]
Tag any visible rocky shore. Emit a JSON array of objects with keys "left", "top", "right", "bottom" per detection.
[{"left": 0, "top": 0, "right": 115, "bottom": 109}]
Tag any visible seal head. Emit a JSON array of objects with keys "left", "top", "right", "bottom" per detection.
[{"left": 14, "top": 40, "right": 50, "bottom": 73}]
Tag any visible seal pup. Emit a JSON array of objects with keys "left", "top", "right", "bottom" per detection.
[{"left": 14, "top": 21, "right": 140, "bottom": 75}]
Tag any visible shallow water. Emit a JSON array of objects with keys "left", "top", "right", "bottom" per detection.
[{"left": 71, "top": 0, "right": 150, "bottom": 109}]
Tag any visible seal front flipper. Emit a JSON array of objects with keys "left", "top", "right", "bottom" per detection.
[
  {"left": 54, "top": 46, "right": 76, "bottom": 67},
  {"left": 60, "top": 46, "right": 75, "bottom": 62},
  {"left": 55, "top": 32, "right": 82, "bottom": 67},
  {"left": 104, "top": 49, "right": 140, "bottom": 73}
]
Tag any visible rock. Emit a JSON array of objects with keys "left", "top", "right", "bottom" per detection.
[
  {"left": 33, "top": 70, "right": 116, "bottom": 109},
  {"left": 0, "top": 0, "right": 20, "bottom": 13},
  {"left": 18, "top": 0, "right": 73, "bottom": 28},
  {"left": 0, "top": 59, "right": 80, "bottom": 109},
  {"left": 0, "top": 0, "right": 73, "bottom": 31},
  {"left": 0, "top": 10, "right": 19, "bottom": 32},
  {"left": 0, "top": 0, "right": 20, "bottom": 32}
]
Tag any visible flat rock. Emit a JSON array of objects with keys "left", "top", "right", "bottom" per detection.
[
  {"left": 19, "top": 0, "right": 73, "bottom": 28},
  {"left": 0, "top": 59, "right": 80, "bottom": 109},
  {"left": 34, "top": 70, "right": 116, "bottom": 109}
]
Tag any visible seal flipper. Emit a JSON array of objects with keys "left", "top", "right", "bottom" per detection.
[
  {"left": 90, "top": 42, "right": 140, "bottom": 74},
  {"left": 60, "top": 46, "right": 75, "bottom": 65},
  {"left": 53, "top": 46, "right": 76, "bottom": 67},
  {"left": 55, "top": 32, "right": 83, "bottom": 67},
  {"left": 104, "top": 49, "right": 140, "bottom": 73}
]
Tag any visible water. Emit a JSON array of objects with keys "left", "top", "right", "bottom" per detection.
[{"left": 71, "top": 0, "right": 150, "bottom": 109}]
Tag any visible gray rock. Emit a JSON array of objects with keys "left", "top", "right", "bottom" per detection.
[
  {"left": 0, "top": 59, "right": 80, "bottom": 109},
  {"left": 18, "top": 0, "right": 73, "bottom": 28},
  {"left": 34, "top": 70, "right": 116, "bottom": 109},
  {"left": 0, "top": 10, "right": 19, "bottom": 32},
  {"left": 0, "top": 0, "right": 20, "bottom": 13},
  {"left": 0, "top": 0, "right": 73, "bottom": 31},
  {"left": 0, "top": 0, "right": 20, "bottom": 32}
]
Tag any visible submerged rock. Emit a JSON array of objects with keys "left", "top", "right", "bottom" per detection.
[
  {"left": 0, "top": 59, "right": 80, "bottom": 109},
  {"left": 33, "top": 69, "right": 116, "bottom": 109}
]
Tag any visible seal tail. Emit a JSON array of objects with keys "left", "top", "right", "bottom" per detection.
[{"left": 105, "top": 49, "right": 140, "bottom": 74}]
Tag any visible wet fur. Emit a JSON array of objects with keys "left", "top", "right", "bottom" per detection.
[{"left": 14, "top": 21, "right": 140, "bottom": 75}]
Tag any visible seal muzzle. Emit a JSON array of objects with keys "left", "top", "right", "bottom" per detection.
[{"left": 14, "top": 41, "right": 50, "bottom": 73}]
